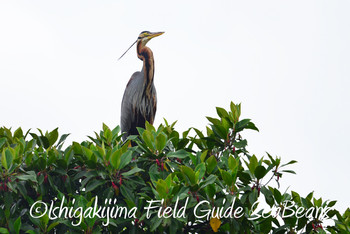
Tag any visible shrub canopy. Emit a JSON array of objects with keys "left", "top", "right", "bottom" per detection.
[{"left": 0, "top": 102, "right": 349, "bottom": 233}]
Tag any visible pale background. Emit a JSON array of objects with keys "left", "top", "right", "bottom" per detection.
[{"left": 0, "top": 1, "right": 349, "bottom": 213}]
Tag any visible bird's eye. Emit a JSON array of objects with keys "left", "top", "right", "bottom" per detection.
[{"left": 138, "top": 33, "right": 148, "bottom": 39}]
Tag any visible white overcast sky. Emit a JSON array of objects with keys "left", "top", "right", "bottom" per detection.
[{"left": 1, "top": 1, "right": 349, "bottom": 212}]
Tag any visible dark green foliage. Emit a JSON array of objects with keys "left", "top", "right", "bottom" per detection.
[{"left": 0, "top": 102, "right": 348, "bottom": 233}]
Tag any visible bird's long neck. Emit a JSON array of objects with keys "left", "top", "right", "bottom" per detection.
[{"left": 137, "top": 41, "right": 154, "bottom": 98}]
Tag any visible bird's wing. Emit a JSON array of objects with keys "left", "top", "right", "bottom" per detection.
[
  {"left": 120, "top": 71, "right": 144, "bottom": 139},
  {"left": 150, "top": 86, "right": 157, "bottom": 124}
]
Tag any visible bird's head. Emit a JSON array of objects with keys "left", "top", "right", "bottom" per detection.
[
  {"left": 118, "top": 31, "right": 164, "bottom": 60},
  {"left": 137, "top": 31, "right": 164, "bottom": 46}
]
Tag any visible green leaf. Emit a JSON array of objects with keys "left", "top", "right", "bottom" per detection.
[
  {"left": 230, "top": 102, "right": 241, "bottom": 123},
  {"left": 47, "top": 128, "right": 59, "bottom": 146},
  {"left": 200, "top": 174, "right": 217, "bottom": 189},
  {"left": 15, "top": 171, "right": 37, "bottom": 183},
  {"left": 205, "top": 183, "right": 216, "bottom": 199},
  {"left": 306, "top": 191, "right": 314, "bottom": 200},
  {"left": 112, "top": 125, "right": 121, "bottom": 137},
  {"left": 110, "top": 149, "right": 122, "bottom": 169},
  {"left": 0, "top": 137, "right": 6, "bottom": 149},
  {"left": 181, "top": 166, "right": 196, "bottom": 185},
  {"left": 155, "top": 133, "right": 167, "bottom": 152},
  {"left": 221, "top": 118, "right": 231, "bottom": 133},
  {"left": 145, "top": 121, "right": 156, "bottom": 132},
  {"left": 103, "top": 124, "right": 112, "bottom": 143},
  {"left": 254, "top": 165, "right": 267, "bottom": 179},
  {"left": 0, "top": 228, "right": 9, "bottom": 234},
  {"left": 206, "top": 117, "right": 221, "bottom": 126},
  {"left": 245, "top": 122, "right": 259, "bottom": 132},
  {"left": 274, "top": 189, "right": 282, "bottom": 204},
  {"left": 193, "top": 128, "right": 205, "bottom": 139},
  {"left": 216, "top": 107, "right": 229, "bottom": 119},
  {"left": 167, "top": 150, "right": 189, "bottom": 159},
  {"left": 36, "top": 157, "right": 46, "bottom": 171},
  {"left": 14, "top": 216, "right": 21, "bottom": 234},
  {"left": 195, "top": 163, "right": 206, "bottom": 181},
  {"left": 248, "top": 155, "right": 258, "bottom": 174},
  {"left": 328, "top": 200, "right": 337, "bottom": 208},
  {"left": 235, "top": 119, "right": 251, "bottom": 131},
  {"left": 142, "top": 130, "right": 154, "bottom": 150},
  {"left": 122, "top": 167, "right": 144, "bottom": 177},
  {"left": 249, "top": 188, "right": 258, "bottom": 204},
  {"left": 120, "top": 184, "right": 135, "bottom": 201},
  {"left": 102, "top": 123, "right": 111, "bottom": 133},
  {"left": 301, "top": 197, "right": 313, "bottom": 209},
  {"left": 1, "top": 149, "right": 13, "bottom": 170},
  {"left": 85, "top": 180, "right": 106, "bottom": 193},
  {"left": 156, "top": 180, "right": 168, "bottom": 198},
  {"left": 281, "top": 160, "right": 298, "bottom": 167},
  {"left": 291, "top": 191, "right": 301, "bottom": 203},
  {"left": 150, "top": 216, "right": 163, "bottom": 232},
  {"left": 233, "top": 139, "right": 247, "bottom": 148},
  {"left": 281, "top": 170, "right": 296, "bottom": 174},
  {"left": 14, "top": 128, "right": 23, "bottom": 139},
  {"left": 47, "top": 222, "right": 60, "bottom": 232},
  {"left": 40, "top": 214, "right": 49, "bottom": 229},
  {"left": 228, "top": 155, "right": 238, "bottom": 171},
  {"left": 57, "top": 134, "right": 70, "bottom": 147},
  {"left": 200, "top": 150, "right": 208, "bottom": 163},
  {"left": 261, "top": 187, "right": 274, "bottom": 207},
  {"left": 206, "top": 126, "right": 213, "bottom": 137},
  {"left": 182, "top": 128, "right": 191, "bottom": 138},
  {"left": 212, "top": 124, "right": 228, "bottom": 140},
  {"left": 221, "top": 170, "right": 233, "bottom": 186},
  {"left": 39, "top": 136, "right": 50, "bottom": 149},
  {"left": 206, "top": 155, "right": 217, "bottom": 174},
  {"left": 313, "top": 197, "right": 322, "bottom": 207},
  {"left": 25, "top": 231, "right": 36, "bottom": 234},
  {"left": 118, "top": 150, "right": 132, "bottom": 170}
]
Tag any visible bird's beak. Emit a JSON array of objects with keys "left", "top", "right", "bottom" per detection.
[{"left": 148, "top": 31, "right": 164, "bottom": 39}]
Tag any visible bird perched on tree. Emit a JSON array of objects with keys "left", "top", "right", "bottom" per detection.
[{"left": 119, "top": 31, "right": 164, "bottom": 142}]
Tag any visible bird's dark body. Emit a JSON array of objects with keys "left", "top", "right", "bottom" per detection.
[
  {"left": 120, "top": 31, "right": 162, "bottom": 142},
  {"left": 120, "top": 69, "right": 157, "bottom": 140}
]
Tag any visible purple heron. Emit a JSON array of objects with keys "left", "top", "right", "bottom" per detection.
[{"left": 119, "top": 31, "right": 164, "bottom": 142}]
